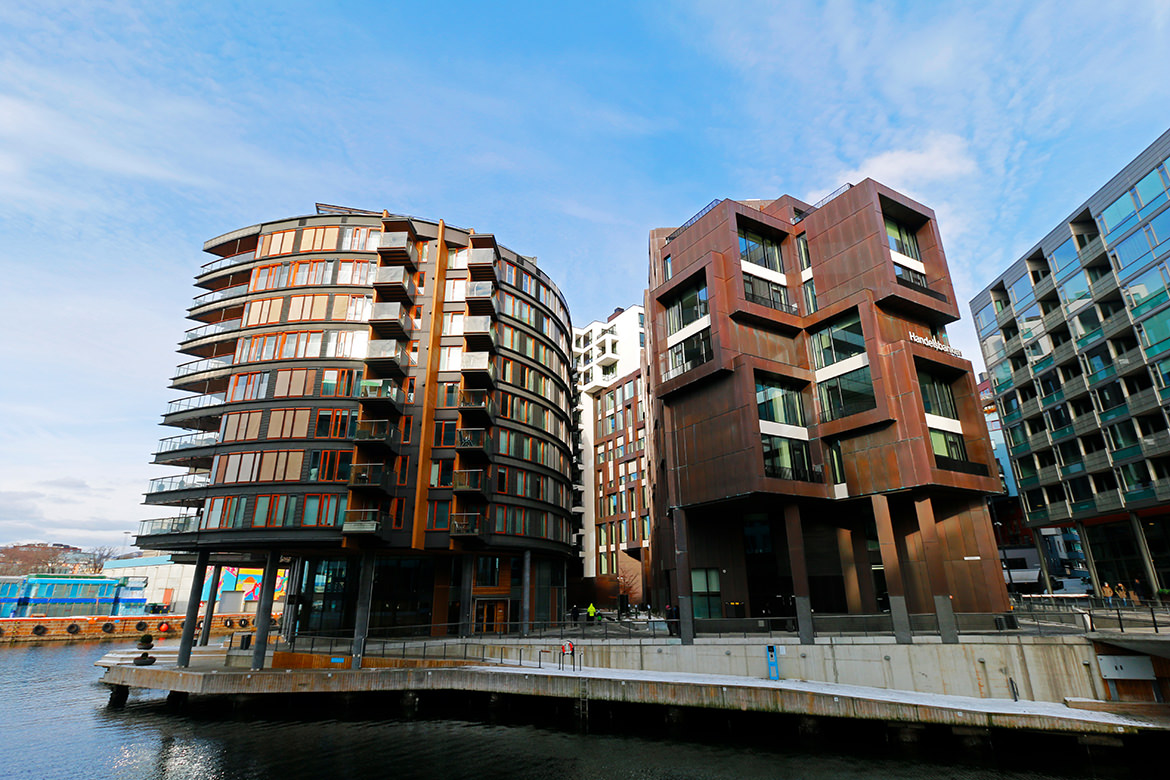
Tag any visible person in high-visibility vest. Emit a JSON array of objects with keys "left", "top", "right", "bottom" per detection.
[{"left": 587, "top": 603, "right": 596, "bottom": 622}]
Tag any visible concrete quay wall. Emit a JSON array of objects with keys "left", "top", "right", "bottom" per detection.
[{"left": 563, "top": 636, "right": 1102, "bottom": 704}]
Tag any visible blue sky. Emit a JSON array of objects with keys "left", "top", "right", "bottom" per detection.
[{"left": 2, "top": 0, "right": 1169, "bottom": 548}]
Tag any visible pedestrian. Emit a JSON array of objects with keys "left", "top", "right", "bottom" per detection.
[
  {"left": 1132, "top": 578, "right": 1146, "bottom": 604},
  {"left": 1115, "top": 583, "right": 1129, "bottom": 607},
  {"left": 571, "top": 604, "right": 580, "bottom": 625},
  {"left": 1101, "top": 582, "right": 1114, "bottom": 607},
  {"left": 587, "top": 603, "right": 596, "bottom": 623},
  {"left": 665, "top": 604, "right": 676, "bottom": 636}
]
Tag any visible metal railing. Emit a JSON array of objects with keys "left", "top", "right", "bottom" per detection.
[
  {"left": 173, "top": 356, "right": 234, "bottom": 379},
  {"left": 199, "top": 249, "right": 256, "bottom": 275},
  {"left": 137, "top": 516, "right": 200, "bottom": 535},
  {"left": 819, "top": 397, "right": 877, "bottom": 423},
  {"left": 744, "top": 291, "right": 799, "bottom": 315},
  {"left": 146, "top": 474, "right": 210, "bottom": 494},
  {"left": 664, "top": 199, "right": 721, "bottom": 243},
  {"left": 166, "top": 393, "right": 226, "bottom": 415},
  {"left": 181, "top": 318, "right": 242, "bottom": 343},
  {"left": 155, "top": 431, "right": 219, "bottom": 454},
  {"left": 792, "top": 183, "right": 852, "bottom": 224},
  {"left": 191, "top": 283, "right": 249, "bottom": 308},
  {"left": 763, "top": 465, "right": 824, "bottom": 483}
]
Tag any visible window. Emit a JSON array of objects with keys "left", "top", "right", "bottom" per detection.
[
  {"left": 250, "top": 263, "right": 288, "bottom": 292},
  {"left": 222, "top": 410, "right": 262, "bottom": 441},
  {"left": 401, "top": 415, "right": 413, "bottom": 444},
  {"left": 691, "top": 568, "right": 721, "bottom": 619},
  {"left": 214, "top": 449, "right": 303, "bottom": 482},
  {"left": 918, "top": 371, "right": 959, "bottom": 419},
  {"left": 738, "top": 227, "right": 783, "bottom": 272},
  {"left": 273, "top": 368, "right": 315, "bottom": 397},
  {"left": 439, "top": 346, "right": 462, "bottom": 371},
  {"left": 796, "top": 234, "right": 811, "bottom": 270},
  {"left": 291, "top": 260, "right": 333, "bottom": 286},
  {"left": 433, "top": 420, "right": 458, "bottom": 447},
  {"left": 315, "top": 409, "right": 356, "bottom": 439},
  {"left": 397, "top": 454, "right": 411, "bottom": 485},
  {"left": 320, "top": 369, "right": 360, "bottom": 397},
  {"left": 756, "top": 376, "right": 805, "bottom": 426},
  {"left": 429, "top": 459, "right": 453, "bottom": 487},
  {"left": 303, "top": 494, "right": 346, "bottom": 527},
  {"left": 244, "top": 297, "right": 283, "bottom": 326},
  {"left": 203, "top": 496, "right": 248, "bottom": 530},
  {"left": 885, "top": 217, "right": 920, "bottom": 261},
  {"left": 802, "top": 279, "right": 818, "bottom": 313},
  {"left": 427, "top": 500, "right": 451, "bottom": 530},
  {"left": 267, "top": 408, "right": 310, "bottom": 438},
  {"left": 299, "top": 225, "right": 339, "bottom": 252},
  {"left": 663, "top": 255, "right": 672, "bottom": 281},
  {"left": 442, "top": 312, "right": 464, "bottom": 335},
  {"left": 324, "top": 330, "right": 368, "bottom": 358},
  {"left": 228, "top": 372, "right": 268, "bottom": 402},
  {"left": 308, "top": 449, "right": 352, "bottom": 481},
  {"left": 810, "top": 310, "right": 865, "bottom": 369},
  {"left": 252, "top": 495, "right": 297, "bottom": 528},
  {"left": 744, "top": 273, "right": 794, "bottom": 314},
  {"left": 337, "top": 259, "right": 376, "bottom": 285},
  {"left": 287, "top": 294, "right": 329, "bottom": 322},
  {"left": 476, "top": 556, "right": 501, "bottom": 587},
  {"left": 827, "top": 440, "right": 845, "bottom": 484},
  {"left": 663, "top": 329, "right": 712, "bottom": 380},
  {"left": 664, "top": 279, "right": 708, "bottom": 335},
  {"left": 339, "top": 225, "right": 380, "bottom": 251},
  {"left": 447, "top": 247, "right": 468, "bottom": 269},
  {"left": 332, "top": 294, "right": 371, "bottom": 322},
  {"left": 257, "top": 230, "right": 296, "bottom": 258},
  {"left": 761, "top": 434, "right": 816, "bottom": 482},
  {"left": 929, "top": 429, "right": 969, "bottom": 461},
  {"left": 818, "top": 366, "right": 877, "bottom": 421},
  {"left": 436, "top": 383, "right": 460, "bottom": 408}
]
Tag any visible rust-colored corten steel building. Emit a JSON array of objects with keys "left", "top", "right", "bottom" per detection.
[{"left": 644, "top": 181, "right": 1010, "bottom": 644}]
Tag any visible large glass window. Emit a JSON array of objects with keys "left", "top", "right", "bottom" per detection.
[
  {"left": 762, "top": 434, "right": 816, "bottom": 482},
  {"left": 1139, "top": 307, "right": 1170, "bottom": 356},
  {"left": 1125, "top": 265, "right": 1170, "bottom": 317},
  {"left": 1008, "top": 273, "right": 1035, "bottom": 309},
  {"left": 743, "top": 273, "right": 794, "bottom": 313},
  {"left": 1057, "top": 272, "right": 1091, "bottom": 310},
  {"left": 738, "top": 227, "right": 784, "bottom": 273},
  {"left": 756, "top": 377, "right": 805, "bottom": 426},
  {"left": 974, "top": 302, "right": 998, "bottom": 336},
  {"left": 1101, "top": 191, "right": 1137, "bottom": 234},
  {"left": 802, "top": 279, "right": 818, "bottom": 313},
  {"left": 796, "top": 234, "right": 811, "bottom": 270},
  {"left": 1049, "top": 238, "right": 1080, "bottom": 277},
  {"left": 810, "top": 310, "right": 865, "bottom": 369},
  {"left": 919, "top": 371, "right": 958, "bottom": 419},
  {"left": 929, "top": 429, "right": 969, "bottom": 461},
  {"left": 665, "top": 279, "right": 709, "bottom": 335},
  {"left": 818, "top": 366, "right": 877, "bottom": 421},
  {"left": 885, "top": 217, "right": 920, "bottom": 261},
  {"left": 663, "top": 329, "right": 712, "bottom": 380},
  {"left": 691, "top": 569, "right": 721, "bottom": 619}
]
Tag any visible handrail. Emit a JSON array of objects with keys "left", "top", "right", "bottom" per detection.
[{"left": 664, "top": 199, "right": 720, "bottom": 244}]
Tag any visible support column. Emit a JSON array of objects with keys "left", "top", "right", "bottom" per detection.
[
  {"left": 176, "top": 550, "right": 209, "bottom": 668},
  {"left": 351, "top": 550, "right": 377, "bottom": 667},
  {"left": 873, "top": 494, "right": 912, "bottom": 644},
  {"left": 1077, "top": 521, "right": 1102, "bottom": 598},
  {"left": 854, "top": 526, "right": 879, "bottom": 612},
  {"left": 197, "top": 565, "right": 223, "bottom": 647},
  {"left": 1033, "top": 531, "right": 1054, "bottom": 594},
  {"left": 460, "top": 554, "right": 474, "bottom": 636},
  {"left": 837, "top": 527, "right": 863, "bottom": 614},
  {"left": 521, "top": 550, "right": 531, "bottom": 636},
  {"left": 670, "top": 506, "right": 695, "bottom": 645},
  {"left": 784, "top": 504, "right": 814, "bottom": 644},
  {"left": 250, "top": 551, "right": 280, "bottom": 671},
  {"left": 913, "top": 497, "right": 957, "bottom": 643},
  {"left": 1129, "top": 512, "right": 1162, "bottom": 599},
  {"left": 281, "top": 557, "right": 302, "bottom": 645}
]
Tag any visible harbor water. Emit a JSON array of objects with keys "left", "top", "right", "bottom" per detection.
[{"left": 0, "top": 640, "right": 1134, "bottom": 779}]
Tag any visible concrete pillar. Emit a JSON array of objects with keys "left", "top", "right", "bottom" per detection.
[
  {"left": 250, "top": 551, "right": 280, "bottom": 671},
  {"left": 351, "top": 549, "right": 377, "bottom": 666},
  {"left": 197, "top": 565, "right": 223, "bottom": 647},
  {"left": 854, "top": 526, "right": 879, "bottom": 612},
  {"left": 281, "top": 557, "right": 301, "bottom": 645},
  {"left": 837, "top": 526, "right": 876, "bottom": 613},
  {"left": 784, "top": 504, "right": 814, "bottom": 644},
  {"left": 176, "top": 550, "right": 209, "bottom": 668},
  {"left": 460, "top": 554, "right": 475, "bottom": 636},
  {"left": 873, "top": 494, "right": 912, "bottom": 644},
  {"left": 1032, "top": 532, "right": 1054, "bottom": 594},
  {"left": 1129, "top": 512, "right": 1162, "bottom": 598},
  {"left": 913, "top": 497, "right": 958, "bottom": 643},
  {"left": 1077, "top": 521, "right": 1103, "bottom": 598},
  {"left": 521, "top": 550, "right": 531, "bottom": 636},
  {"left": 670, "top": 506, "right": 695, "bottom": 645}
]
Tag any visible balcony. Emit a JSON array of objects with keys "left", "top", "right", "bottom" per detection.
[
  {"left": 1086, "top": 364, "right": 1116, "bottom": 386},
  {"left": 455, "top": 428, "right": 494, "bottom": 457},
  {"left": 373, "top": 265, "right": 416, "bottom": 303},
  {"left": 137, "top": 516, "right": 199, "bottom": 536},
  {"left": 1050, "top": 340, "right": 1076, "bottom": 366},
  {"left": 354, "top": 419, "right": 402, "bottom": 452},
  {"left": 1083, "top": 450, "right": 1111, "bottom": 473},
  {"left": 460, "top": 352, "right": 496, "bottom": 387},
  {"left": 377, "top": 231, "right": 419, "bottom": 271},
  {"left": 164, "top": 393, "right": 227, "bottom": 429},
  {"left": 1019, "top": 397, "right": 1042, "bottom": 419},
  {"left": 1095, "top": 490, "right": 1124, "bottom": 513},
  {"left": 358, "top": 379, "right": 405, "bottom": 415},
  {"left": 894, "top": 274, "right": 947, "bottom": 302},
  {"left": 450, "top": 512, "right": 489, "bottom": 537},
  {"left": 1038, "top": 465, "right": 1060, "bottom": 484},
  {"left": 144, "top": 473, "right": 210, "bottom": 507},
  {"left": 465, "top": 281, "right": 495, "bottom": 316},
  {"left": 1090, "top": 271, "right": 1119, "bottom": 299},
  {"left": 173, "top": 356, "right": 234, "bottom": 382},
  {"left": 181, "top": 318, "right": 242, "bottom": 345},
  {"left": 596, "top": 349, "right": 619, "bottom": 368},
  {"left": 1076, "top": 328, "right": 1104, "bottom": 349},
  {"left": 1027, "top": 431, "right": 1051, "bottom": 451},
  {"left": 453, "top": 469, "right": 487, "bottom": 495},
  {"left": 1141, "top": 429, "right": 1170, "bottom": 457},
  {"left": 820, "top": 396, "right": 878, "bottom": 423},
  {"left": 1128, "top": 387, "right": 1159, "bottom": 415},
  {"left": 1099, "top": 403, "right": 1129, "bottom": 423},
  {"left": 933, "top": 456, "right": 990, "bottom": 477},
  {"left": 341, "top": 509, "right": 386, "bottom": 535},
  {"left": 1049, "top": 424, "right": 1074, "bottom": 442},
  {"left": 1042, "top": 307, "right": 1066, "bottom": 332},
  {"left": 190, "top": 283, "right": 249, "bottom": 310},
  {"left": 1101, "top": 311, "right": 1133, "bottom": 339},
  {"left": 458, "top": 389, "right": 495, "bottom": 422},
  {"left": 1124, "top": 483, "right": 1158, "bottom": 504},
  {"left": 1004, "top": 334, "right": 1024, "bottom": 357},
  {"left": 1115, "top": 347, "right": 1147, "bottom": 376},
  {"left": 467, "top": 248, "right": 498, "bottom": 282},
  {"left": 995, "top": 304, "right": 1015, "bottom": 326},
  {"left": 1011, "top": 366, "right": 1031, "bottom": 386},
  {"left": 1063, "top": 375, "right": 1090, "bottom": 400},
  {"left": 366, "top": 341, "right": 410, "bottom": 375},
  {"left": 153, "top": 431, "right": 219, "bottom": 463},
  {"left": 1033, "top": 274, "right": 1056, "bottom": 299},
  {"left": 743, "top": 290, "right": 799, "bottom": 316},
  {"left": 763, "top": 465, "right": 824, "bottom": 483},
  {"left": 1110, "top": 444, "right": 1143, "bottom": 463},
  {"left": 348, "top": 463, "right": 393, "bottom": 492},
  {"left": 463, "top": 316, "right": 497, "bottom": 352},
  {"left": 1047, "top": 502, "right": 1072, "bottom": 522},
  {"left": 1060, "top": 460, "right": 1086, "bottom": 478},
  {"left": 1077, "top": 235, "right": 1106, "bottom": 264},
  {"left": 369, "top": 301, "right": 412, "bottom": 340},
  {"left": 1039, "top": 388, "right": 1064, "bottom": 408}
]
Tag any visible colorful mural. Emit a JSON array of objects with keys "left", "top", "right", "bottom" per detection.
[{"left": 200, "top": 567, "right": 287, "bottom": 602}]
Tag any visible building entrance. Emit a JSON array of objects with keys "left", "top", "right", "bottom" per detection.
[{"left": 474, "top": 599, "right": 508, "bottom": 633}]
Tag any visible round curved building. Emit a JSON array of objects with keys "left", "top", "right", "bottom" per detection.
[{"left": 140, "top": 204, "right": 576, "bottom": 664}]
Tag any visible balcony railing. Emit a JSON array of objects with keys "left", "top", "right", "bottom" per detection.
[
  {"left": 661, "top": 344, "right": 714, "bottom": 383},
  {"left": 146, "top": 473, "right": 210, "bottom": 494},
  {"left": 450, "top": 512, "right": 488, "bottom": 536},
  {"left": 934, "top": 456, "right": 990, "bottom": 477},
  {"left": 349, "top": 463, "right": 392, "bottom": 490},
  {"left": 895, "top": 275, "right": 948, "bottom": 302},
  {"left": 181, "top": 318, "right": 242, "bottom": 343},
  {"left": 743, "top": 291, "right": 799, "bottom": 315},
  {"left": 155, "top": 431, "right": 219, "bottom": 454},
  {"left": 459, "top": 389, "right": 495, "bottom": 418},
  {"left": 367, "top": 341, "right": 410, "bottom": 371},
  {"left": 358, "top": 379, "right": 405, "bottom": 406},
  {"left": 137, "top": 516, "right": 200, "bottom": 535},
  {"left": 341, "top": 509, "right": 386, "bottom": 534},
  {"left": 199, "top": 249, "right": 256, "bottom": 276},
  {"left": 819, "top": 396, "right": 877, "bottom": 423},
  {"left": 166, "top": 393, "right": 226, "bottom": 415},
  {"left": 453, "top": 469, "right": 486, "bottom": 492},
  {"left": 455, "top": 428, "right": 494, "bottom": 455},
  {"left": 461, "top": 352, "right": 496, "bottom": 382},
  {"left": 354, "top": 419, "right": 402, "bottom": 448},
  {"left": 763, "top": 465, "right": 824, "bottom": 483},
  {"left": 173, "top": 356, "right": 233, "bottom": 379},
  {"left": 191, "top": 283, "right": 249, "bottom": 308}
]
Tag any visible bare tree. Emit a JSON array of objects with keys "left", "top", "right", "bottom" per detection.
[
  {"left": 86, "top": 546, "right": 120, "bottom": 573},
  {"left": 0, "top": 544, "right": 68, "bottom": 576}
]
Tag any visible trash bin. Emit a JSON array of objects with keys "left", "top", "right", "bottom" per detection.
[{"left": 239, "top": 634, "right": 252, "bottom": 650}]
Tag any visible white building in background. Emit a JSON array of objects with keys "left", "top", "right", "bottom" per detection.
[{"left": 573, "top": 305, "right": 650, "bottom": 604}]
